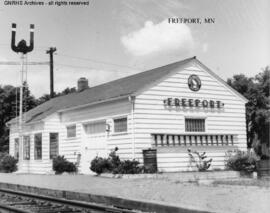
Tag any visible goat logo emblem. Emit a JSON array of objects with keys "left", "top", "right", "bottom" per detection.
[{"left": 188, "top": 75, "right": 201, "bottom": 91}]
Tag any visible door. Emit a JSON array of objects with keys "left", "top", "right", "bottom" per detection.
[{"left": 81, "top": 120, "right": 107, "bottom": 174}]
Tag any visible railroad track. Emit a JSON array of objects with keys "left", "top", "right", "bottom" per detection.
[{"left": 0, "top": 188, "right": 146, "bottom": 213}]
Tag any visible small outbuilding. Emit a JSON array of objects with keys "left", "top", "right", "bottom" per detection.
[{"left": 7, "top": 57, "right": 248, "bottom": 174}]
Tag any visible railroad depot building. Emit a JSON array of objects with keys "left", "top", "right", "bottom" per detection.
[{"left": 7, "top": 57, "right": 248, "bottom": 174}]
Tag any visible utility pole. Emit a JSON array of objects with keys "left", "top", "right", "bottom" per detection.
[{"left": 46, "top": 47, "right": 57, "bottom": 98}]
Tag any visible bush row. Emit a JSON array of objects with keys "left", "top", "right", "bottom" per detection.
[
  {"left": 0, "top": 149, "right": 261, "bottom": 175},
  {"left": 0, "top": 152, "right": 78, "bottom": 174},
  {"left": 90, "top": 148, "right": 156, "bottom": 175}
]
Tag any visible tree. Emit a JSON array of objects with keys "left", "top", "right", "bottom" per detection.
[
  {"left": 227, "top": 67, "right": 270, "bottom": 155},
  {"left": 0, "top": 83, "right": 37, "bottom": 152},
  {"left": 0, "top": 85, "right": 22, "bottom": 152},
  {"left": 57, "top": 87, "right": 76, "bottom": 96},
  {"left": 36, "top": 87, "right": 76, "bottom": 105}
]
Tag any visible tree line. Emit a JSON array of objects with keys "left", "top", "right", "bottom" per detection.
[
  {"left": 0, "top": 67, "right": 269, "bottom": 156},
  {"left": 227, "top": 66, "right": 269, "bottom": 156}
]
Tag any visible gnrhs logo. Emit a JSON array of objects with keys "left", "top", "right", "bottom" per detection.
[{"left": 188, "top": 75, "right": 201, "bottom": 91}]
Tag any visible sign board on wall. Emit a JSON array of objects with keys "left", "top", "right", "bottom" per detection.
[
  {"left": 163, "top": 98, "right": 225, "bottom": 109},
  {"left": 162, "top": 74, "right": 225, "bottom": 109}
]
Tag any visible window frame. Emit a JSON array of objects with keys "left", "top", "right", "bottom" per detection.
[
  {"left": 66, "top": 124, "right": 76, "bottom": 138},
  {"left": 113, "top": 116, "right": 128, "bottom": 133},
  {"left": 23, "top": 135, "right": 30, "bottom": 160},
  {"left": 84, "top": 120, "right": 106, "bottom": 135},
  {"left": 185, "top": 117, "right": 206, "bottom": 132},
  {"left": 49, "top": 132, "right": 59, "bottom": 160},
  {"left": 14, "top": 138, "right": 19, "bottom": 160},
  {"left": 34, "top": 133, "right": 42, "bottom": 160}
]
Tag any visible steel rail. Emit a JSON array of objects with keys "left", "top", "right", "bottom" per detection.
[
  {"left": 0, "top": 188, "right": 143, "bottom": 213},
  {"left": 0, "top": 203, "right": 32, "bottom": 213}
]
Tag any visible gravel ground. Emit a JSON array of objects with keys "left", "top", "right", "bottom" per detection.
[{"left": 0, "top": 173, "right": 269, "bottom": 213}]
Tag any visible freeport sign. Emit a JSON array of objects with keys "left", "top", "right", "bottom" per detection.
[{"left": 163, "top": 98, "right": 225, "bottom": 108}]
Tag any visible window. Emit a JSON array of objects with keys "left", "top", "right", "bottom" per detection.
[
  {"left": 34, "top": 133, "right": 42, "bottom": 160},
  {"left": 114, "top": 117, "right": 127, "bottom": 133},
  {"left": 84, "top": 120, "right": 106, "bottom": 135},
  {"left": 50, "top": 133, "right": 59, "bottom": 159},
  {"left": 14, "top": 138, "right": 19, "bottom": 159},
  {"left": 185, "top": 118, "right": 205, "bottom": 132},
  {"left": 23, "top": 136, "right": 30, "bottom": 160},
  {"left": 67, "top": 125, "right": 76, "bottom": 138}
]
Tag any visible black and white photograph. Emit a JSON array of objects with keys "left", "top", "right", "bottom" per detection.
[{"left": 0, "top": 0, "right": 269, "bottom": 212}]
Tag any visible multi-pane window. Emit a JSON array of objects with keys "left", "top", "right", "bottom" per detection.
[
  {"left": 67, "top": 125, "right": 76, "bottom": 138},
  {"left": 185, "top": 118, "right": 205, "bottom": 132},
  {"left": 23, "top": 136, "right": 30, "bottom": 160},
  {"left": 50, "top": 133, "right": 59, "bottom": 159},
  {"left": 14, "top": 138, "right": 19, "bottom": 159},
  {"left": 114, "top": 117, "right": 127, "bottom": 133},
  {"left": 84, "top": 120, "right": 106, "bottom": 135},
  {"left": 34, "top": 133, "right": 42, "bottom": 160}
]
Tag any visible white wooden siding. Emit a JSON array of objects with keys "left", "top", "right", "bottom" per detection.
[
  {"left": 60, "top": 98, "right": 133, "bottom": 173},
  {"left": 8, "top": 122, "right": 53, "bottom": 174},
  {"left": 9, "top": 99, "right": 133, "bottom": 174},
  {"left": 134, "top": 62, "right": 247, "bottom": 171}
]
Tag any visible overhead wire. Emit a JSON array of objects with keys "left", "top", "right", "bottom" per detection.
[
  {"left": 55, "top": 63, "right": 135, "bottom": 73},
  {"left": 56, "top": 53, "right": 142, "bottom": 71},
  {"left": 0, "top": 43, "right": 143, "bottom": 73}
]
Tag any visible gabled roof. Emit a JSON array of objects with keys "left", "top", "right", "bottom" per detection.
[{"left": 7, "top": 57, "right": 247, "bottom": 125}]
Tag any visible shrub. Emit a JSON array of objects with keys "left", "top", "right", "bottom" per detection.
[
  {"left": 90, "top": 157, "right": 111, "bottom": 175},
  {"left": 112, "top": 160, "right": 141, "bottom": 174},
  {"left": 225, "top": 151, "right": 257, "bottom": 173},
  {"left": 90, "top": 147, "right": 151, "bottom": 175},
  {"left": 108, "top": 147, "right": 121, "bottom": 168},
  {"left": 0, "top": 154, "right": 18, "bottom": 173},
  {"left": 188, "top": 149, "right": 212, "bottom": 171},
  {"left": 52, "top": 155, "right": 77, "bottom": 174}
]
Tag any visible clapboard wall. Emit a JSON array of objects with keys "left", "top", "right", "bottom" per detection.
[
  {"left": 8, "top": 122, "right": 54, "bottom": 174},
  {"left": 8, "top": 98, "right": 133, "bottom": 174},
  {"left": 60, "top": 98, "right": 133, "bottom": 166},
  {"left": 133, "top": 61, "right": 247, "bottom": 171}
]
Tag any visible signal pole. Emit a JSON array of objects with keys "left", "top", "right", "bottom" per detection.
[
  {"left": 11, "top": 23, "right": 34, "bottom": 170},
  {"left": 46, "top": 47, "right": 57, "bottom": 98}
]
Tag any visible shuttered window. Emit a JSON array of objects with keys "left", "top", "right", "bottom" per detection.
[
  {"left": 67, "top": 125, "right": 76, "bottom": 138},
  {"left": 84, "top": 120, "right": 106, "bottom": 135},
  {"left": 50, "top": 133, "right": 59, "bottom": 159},
  {"left": 23, "top": 136, "right": 30, "bottom": 160},
  {"left": 14, "top": 138, "right": 19, "bottom": 159},
  {"left": 114, "top": 117, "right": 127, "bottom": 133},
  {"left": 185, "top": 118, "right": 205, "bottom": 132},
  {"left": 34, "top": 133, "right": 42, "bottom": 160}
]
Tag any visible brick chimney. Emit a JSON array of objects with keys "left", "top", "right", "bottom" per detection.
[{"left": 77, "top": 77, "right": 89, "bottom": 92}]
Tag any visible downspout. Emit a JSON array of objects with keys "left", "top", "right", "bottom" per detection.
[{"left": 129, "top": 96, "right": 136, "bottom": 159}]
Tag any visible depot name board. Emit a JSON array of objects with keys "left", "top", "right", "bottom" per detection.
[{"left": 163, "top": 98, "right": 224, "bottom": 108}]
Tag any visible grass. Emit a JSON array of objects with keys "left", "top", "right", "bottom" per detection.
[{"left": 213, "top": 178, "right": 270, "bottom": 188}]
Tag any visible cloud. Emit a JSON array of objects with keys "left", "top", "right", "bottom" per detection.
[
  {"left": 202, "top": 43, "right": 208, "bottom": 52},
  {"left": 121, "top": 20, "right": 194, "bottom": 56},
  {"left": 0, "top": 56, "right": 20, "bottom": 86}
]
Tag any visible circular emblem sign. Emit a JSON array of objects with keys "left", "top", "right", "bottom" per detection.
[{"left": 188, "top": 75, "right": 201, "bottom": 91}]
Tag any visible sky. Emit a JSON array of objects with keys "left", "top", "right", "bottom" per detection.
[{"left": 0, "top": 0, "right": 269, "bottom": 97}]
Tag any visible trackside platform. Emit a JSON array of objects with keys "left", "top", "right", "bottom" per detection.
[{"left": 0, "top": 173, "right": 269, "bottom": 213}]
